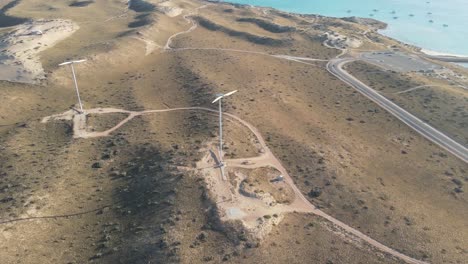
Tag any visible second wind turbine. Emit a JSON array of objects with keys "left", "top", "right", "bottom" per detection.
[{"left": 212, "top": 90, "right": 238, "bottom": 180}]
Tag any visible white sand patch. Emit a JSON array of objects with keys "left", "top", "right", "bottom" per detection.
[
  {"left": 157, "top": 0, "right": 183, "bottom": 17},
  {"left": 0, "top": 19, "right": 79, "bottom": 83},
  {"left": 197, "top": 149, "right": 311, "bottom": 241},
  {"left": 421, "top": 49, "right": 467, "bottom": 58},
  {"left": 325, "top": 31, "right": 362, "bottom": 49},
  {"left": 131, "top": 31, "right": 162, "bottom": 55}
]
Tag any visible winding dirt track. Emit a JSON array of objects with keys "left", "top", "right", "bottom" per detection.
[
  {"left": 156, "top": 5, "right": 430, "bottom": 262},
  {"left": 164, "top": 4, "right": 209, "bottom": 50},
  {"left": 40, "top": 3, "right": 436, "bottom": 263},
  {"left": 394, "top": 85, "right": 441, "bottom": 94},
  {"left": 42, "top": 106, "right": 427, "bottom": 264}
]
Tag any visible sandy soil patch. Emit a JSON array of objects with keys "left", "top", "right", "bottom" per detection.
[
  {"left": 197, "top": 147, "right": 310, "bottom": 242},
  {"left": 0, "top": 19, "right": 78, "bottom": 83},
  {"left": 325, "top": 31, "right": 362, "bottom": 49},
  {"left": 240, "top": 167, "right": 295, "bottom": 204},
  {"left": 157, "top": 0, "right": 184, "bottom": 17}
]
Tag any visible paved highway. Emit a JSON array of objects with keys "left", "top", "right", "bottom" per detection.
[
  {"left": 326, "top": 57, "right": 468, "bottom": 163},
  {"left": 39, "top": 7, "right": 449, "bottom": 262}
]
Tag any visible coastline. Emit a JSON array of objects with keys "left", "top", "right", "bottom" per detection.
[
  {"left": 420, "top": 48, "right": 468, "bottom": 64},
  {"left": 0, "top": 1, "right": 466, "bottom": 264},
  {"left": 222, "top": 0, "right": 468, "bottom": 65},
  {"left": 420, "top": 48, "right": 467, "bottom": 58}
]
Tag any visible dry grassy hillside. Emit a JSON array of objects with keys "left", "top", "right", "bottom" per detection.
[
  {"left": 0, "top": 0, "right": 467, "bottom": 264},
  {"left": 347, "top": 61, "right": 468, "bottom": 146}
]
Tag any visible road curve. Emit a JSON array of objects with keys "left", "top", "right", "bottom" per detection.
[
  {"left": 39, "top": 4, "right": 439, "bottom": 262},
  {"left": 326, "top": 58, "right": 468, "bottom": 163},
  {"left": 42, "top": 107, "right": 428, "bottom": 264}
]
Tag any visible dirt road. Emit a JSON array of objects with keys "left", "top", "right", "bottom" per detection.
[
  {"left": 39, "top": 3, "right": 434, "bottom": 263},
  {"left": 42, "top": 106, "right": 428, "bottom": 264}
]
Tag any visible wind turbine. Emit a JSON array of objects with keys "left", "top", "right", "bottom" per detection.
[
  {"left": 59, "top": 59, "right": 87, "bottom": 113},
  {"left": 212, "top": 90, "right": 237, "bottom": 180}
]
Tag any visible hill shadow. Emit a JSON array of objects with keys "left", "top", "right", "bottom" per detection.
[{"left": 0, "top": 0, "right": 28, "bottom": 28}]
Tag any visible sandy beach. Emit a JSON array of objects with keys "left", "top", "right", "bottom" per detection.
[
  {"left": 420, "top": 48, "right": 468, "bottom": 64},
  {"left": 420, "top": 48, "right": 467, "bottom": 58},
  {"left": 0, "top": 1, "right": 466, "bottom": 264}
]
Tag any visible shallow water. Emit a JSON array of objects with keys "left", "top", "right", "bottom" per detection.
[{"left": 225, "top": 0, "right": 468, "bottom": 56}]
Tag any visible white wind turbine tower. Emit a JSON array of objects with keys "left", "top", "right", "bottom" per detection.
[
  {"left": 212, "top": 90, "right": 238, "bottom": 180},
  {"left": 59, "top": 59, "right": 87, "bottom": 113}
]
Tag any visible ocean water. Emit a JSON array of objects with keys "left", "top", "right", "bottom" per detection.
[{"left": 225, "top": 0, "right": 468, "bottom": 56}]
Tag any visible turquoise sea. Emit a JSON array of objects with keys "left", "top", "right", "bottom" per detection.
[{"left": 225, "top": 0, "right": 468, "bottom": 56}]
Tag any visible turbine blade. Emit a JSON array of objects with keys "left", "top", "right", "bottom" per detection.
[
  {"left": 59, "top": 59, "right": 86, "bottom": 66},
  {"left": 224, "top": 90, "right": 238, "bottom": 97},
  {"left": 58, "top": 61, "right": 72, "bottom": 66},
  {"left": 212, "top": 95, "right": 224, "bottom": 103}
]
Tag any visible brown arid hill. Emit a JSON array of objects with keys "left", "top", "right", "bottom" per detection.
[{"left": 0, "top": 0, "right": 467, "bottom": 264}]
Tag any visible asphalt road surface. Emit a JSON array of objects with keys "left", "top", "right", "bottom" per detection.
[{"left": 326, "top": 57, "right": 468, "bottom": 163}]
